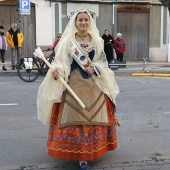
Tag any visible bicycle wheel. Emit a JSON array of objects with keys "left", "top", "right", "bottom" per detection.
[
  {"left": 17, "top": 59, "right": 40, "bottom": 82},
  {"left": 40, "top": 53, "right": 55, "bottom": 75},
  {"left": 41, "top": 62, "right": 49, "bottom": 75},
  {"left": 48, "top": 52, "right": 55, "bottom": 63}
]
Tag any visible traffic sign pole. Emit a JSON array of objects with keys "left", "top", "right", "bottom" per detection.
[
  {"left": 24, "top": 16, "right": 28, "bottom": 58},
  {"left": 19, "top": 0, "right": 30, "bottom": 58}
]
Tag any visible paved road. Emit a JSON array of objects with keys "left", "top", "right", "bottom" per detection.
[{"left": 0, "top": 76, "right": 170, "bottom": 170}]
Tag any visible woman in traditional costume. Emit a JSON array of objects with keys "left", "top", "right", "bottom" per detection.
[{"left": 37, "top": 9, "right": 119, "bottom": 170}]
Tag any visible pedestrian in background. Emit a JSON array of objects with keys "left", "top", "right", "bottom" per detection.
[
  {"left": 102, "top": 29, "right": 114, "bottom": 64},
  {"left": 6, "top": 23, "right": 24, "bottom": 70},
  {"left": 0, "top": 25, "right": 7, "bottom": 71},
  {"left": 114, "top": 33, "right": 126, "bottom": 62},
  {"left": 37, "top": 9, "right": 119, "bottom": 170},
  {"left": 53, "top": 32, "right": 62, "bottom": 48}
]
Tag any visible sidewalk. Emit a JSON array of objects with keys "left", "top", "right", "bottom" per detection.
[
  {"left": 1, "top": 61, "right": 170, "bottom": 77},
  {"left": 1, "top": 158, "right": 170, "bottom": 170},
  {"left": 113, "top": 61, "right": 170, "bottom": 76}
]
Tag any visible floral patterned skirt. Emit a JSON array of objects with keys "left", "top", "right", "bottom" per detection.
[{"left": 47, "top": 97, "right": 117, "bottom": 161}]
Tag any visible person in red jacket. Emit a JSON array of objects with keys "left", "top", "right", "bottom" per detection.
[
  {"left": 114, "top": 33, "right": 126, "bottom": 62},
  {"left": 53, "top": 32, "right": 62, "bottom": 48}
]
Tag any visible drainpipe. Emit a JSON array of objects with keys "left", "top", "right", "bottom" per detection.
[
  {"left": 112, "top": 0, "right": 116, "bottom": 37},
  {"left": 160, "top": 6, "right": 163, "bottom": 47},
  {"left": 58, "top": 2, "right": 62, "bottom": 33},
  {"left": 168, "top": 10, "right": 170, "bottom": 62},
  {"left": 112, "top": 0, "right": 116, "bottom": 59},
  {"left": 52, "top": 2, "right": 56, "bottom": 43},
  {"left": 112, "top": 4, "right": 115, "bottom": 37}
]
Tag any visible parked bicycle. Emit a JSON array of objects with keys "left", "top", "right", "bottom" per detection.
[{"left": 17, "top": 47, "right": 55, "bottom": 82}]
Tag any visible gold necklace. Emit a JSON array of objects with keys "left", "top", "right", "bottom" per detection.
[{"left": 76, "top": 33, "right": 88, "bottom": 40}]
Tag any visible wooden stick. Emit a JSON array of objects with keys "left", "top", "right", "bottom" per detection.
[{"left": 41, "top": 55, "right": 86, "bottom": 109}]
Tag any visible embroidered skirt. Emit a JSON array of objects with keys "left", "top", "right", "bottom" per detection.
[{"left": 47, "top": 98, "right": 117, "bottom": 161}]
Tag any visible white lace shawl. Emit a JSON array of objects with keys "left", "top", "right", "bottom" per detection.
[{"left": 37, "top": 9, "right": 119, "bottom": 125}]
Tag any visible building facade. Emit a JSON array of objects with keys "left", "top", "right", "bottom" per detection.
[{"left": 0, "top": 0, "right": 169, "bottom": 62}]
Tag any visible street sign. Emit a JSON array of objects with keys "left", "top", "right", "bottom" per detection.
[{"left": 20, "top": 0, "right": 30, "bottom": 15}]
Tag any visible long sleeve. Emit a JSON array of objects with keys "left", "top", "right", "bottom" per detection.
[{"left": 6, "top": 32, "right": 14, "bottom": 48}]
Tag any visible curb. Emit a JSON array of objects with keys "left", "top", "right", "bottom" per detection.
[
  {"left": 0, "top": 71, "right": 18, "bottom": 77},
  {"left": 132, "top": 73, "right": 170, "bottom": 77}
]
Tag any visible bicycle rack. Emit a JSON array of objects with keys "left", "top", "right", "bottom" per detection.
[{"left": 143, "top": 57, "right": 149, "bottom": 73}]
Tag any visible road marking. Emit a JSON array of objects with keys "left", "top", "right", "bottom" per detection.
[
  {"left": 164, "top": 112, "right": 170, "bottom": 114},
  {"left": 151, "top": 82, "right": 159, "bottom": 83},
  {"left": 0, "top": 83, "right": 11, "bottom": 85},
  {"left": 153, "top": 77, "right": 170, "bottom": 80},
  {"left": 0, "top": 103, "right": 18, "bottom": 106}
]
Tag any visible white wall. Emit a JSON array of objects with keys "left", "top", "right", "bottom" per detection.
[
  {"left": 31, "top": 0, "right": 53, "bottom": 47},
  {"left": 149, "top": 46, "right": 167, "bottom": 62}
]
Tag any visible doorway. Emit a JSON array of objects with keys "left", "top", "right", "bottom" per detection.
[{"left": 117, "top": 7, "right": 149, "bottom": 61}]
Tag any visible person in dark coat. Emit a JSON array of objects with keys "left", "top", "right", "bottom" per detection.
[{"left": 102, "top": 29, "right": 114, "bottom": 64}]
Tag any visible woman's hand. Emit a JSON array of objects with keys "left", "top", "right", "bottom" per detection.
[
  {"left": 84, "top": 66, "right": 94, "bottom": 76},
  {"left": 52, "top": 68, "right": 60, "bottom": 79}
]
